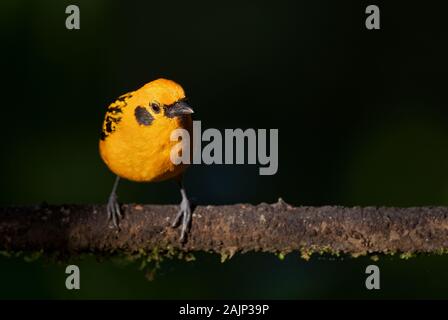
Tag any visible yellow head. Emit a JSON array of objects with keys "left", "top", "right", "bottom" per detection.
[
  {"left": 134, "top": 78, "right": 193, "bottom": 123},
  {"left": 100, "top": 78, "right": 193, "bottom": 141}
]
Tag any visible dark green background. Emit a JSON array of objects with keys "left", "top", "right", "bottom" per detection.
[{"left": 1, "top": 0, "right": 448, "bottom": 299}]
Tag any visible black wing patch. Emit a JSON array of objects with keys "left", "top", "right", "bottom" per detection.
[
  {"left": 101, "top": 92, "right": 133, "bottom": 140},
  {"left": 134, "top": 106, "right": 154, "bottom": 126}
]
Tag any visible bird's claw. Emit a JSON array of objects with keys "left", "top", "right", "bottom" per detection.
[
  {"left": 172, "top": 197, "right": 192, "bottom": 242},
  {"left": 107, "top": 193, "right": 122, "bottom": 228}
]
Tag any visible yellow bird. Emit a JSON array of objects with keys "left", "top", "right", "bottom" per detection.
[{"left": 99, "top": 78, "right": 194, "bottom": 241}]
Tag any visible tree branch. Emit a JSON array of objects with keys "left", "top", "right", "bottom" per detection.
[{"left": 1, "top": 200, "right": 448, "bottom": 258}]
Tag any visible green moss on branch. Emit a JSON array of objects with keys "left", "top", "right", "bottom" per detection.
[{"left": 1, "top": 201, "right": 448, "bottom": 260}]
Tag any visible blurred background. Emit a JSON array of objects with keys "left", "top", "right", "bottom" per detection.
[{"left": 1, "top": 0, "right": 448, "bottom": 299}]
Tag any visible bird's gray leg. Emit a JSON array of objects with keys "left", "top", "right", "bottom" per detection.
[
  {"left": 172, "top": 180, "right": 192, "bottom": 242},
  {"left": 107, "top": 176, "right": 122, "bottom": 227}
]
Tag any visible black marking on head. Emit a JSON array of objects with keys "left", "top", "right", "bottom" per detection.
[{"left": 134, "top": 106, "right": 154, "bottom": 126}]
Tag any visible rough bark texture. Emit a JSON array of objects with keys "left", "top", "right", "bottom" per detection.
[{"left": 1, "top": 200, "right": 448, "bottom": 257}]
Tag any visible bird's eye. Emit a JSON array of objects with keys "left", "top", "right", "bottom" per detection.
[{"left": 151, "top": 103, "right": 161, "bottom": 114}]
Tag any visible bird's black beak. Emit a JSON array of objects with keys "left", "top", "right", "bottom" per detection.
[{"left": 165, "top": 101, "right": 194, "bottom": 118}]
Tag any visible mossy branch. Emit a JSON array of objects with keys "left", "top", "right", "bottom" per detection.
[{"left": 1, "top": 200, "right": 448, "bottom": 259}]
